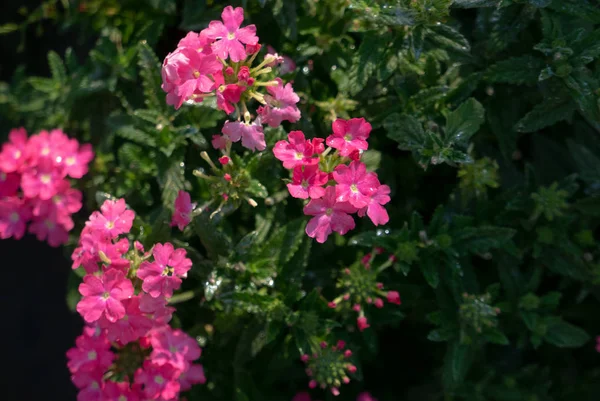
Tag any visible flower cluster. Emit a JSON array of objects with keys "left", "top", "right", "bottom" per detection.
[
  {"left": 68, "top": 198, "right": 205, "bottom": 401},
  {"left": 273, "top": 118, "right": 391, "bottom": 243},
  {"left": 0, "top": 127, "right": 93, "bottom": 246},
  {"left": 161, "top": 5, "right": 300, "bottom": 153},
  {"left": 301, "top": 340, "right": 356, "bottom": 396},
  {"left": 328, "top": 250, "right": 401, "bottom": 332}
]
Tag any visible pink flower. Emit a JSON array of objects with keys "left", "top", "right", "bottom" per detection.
[
  {"left": 137, "top": 243, "right": 192, "bottom": 298},
  {"left": 31, "top": 181, "right": 82, "bottom": 219},
  {"left": 303, "top": 186, "right": 357, "bottom": 243},
  {"left": 20, "top": 159, "right": 66, "bottom": 200},
  {"left": 221, "top": 120, "right": 266, "bottom": 152},
  {"left": 66, "top": 331, "right": 113, "bottom": 374},
  {"left": 0, "top": 197, "right": 30, "bottom": 240},
  {"left": 73, "top": 373, "right": 104, "bottom": 401},
  {"left": 171, "top": 190, "right": 194, "bottom": 231},
  {"left": 387, "top": 291, "right": 401, "bottom": 305},
  {"left": 357, "top": 316, "right": 370, "bottom": 331},
  {"left": 216, "top": 83, "right": 245, "bottom": 114},
  {"left": 139, "top": 293, "right": 175, "bottom": 325},
  {"left": 211, "top": 134, "right": 228, "bottom": 150},
  {"left": 287, "top": 165, "right": 329, "bottom": 199},
  {"left": 326, "top": 118, "right": 371, "bottom": 157},
  {"left": 332, "top": 161, "right": 379, "bottom": 209},
  {"left": 202, "top": 6, "right": 258, "bottom": 62},
  {"left": 77, "top": 269, "right": 134, "bottom": 323},
  {"left": 0, "top": 127, "right": 28, "bottom": 173},
  {"left": 134, "top": 361, "right": 180, "bottom": 401},
  {"left": 258, "top": 78, "right": 301, "bottom": 127},
  {"left": 99, "top": 296, "right": 153, "bottom": 345},
  {"left": 61, "top": 141, "right": 94, "bottom": 179},
  {"left": 88, "top": 198, "right": 135, "bottom": 239},
  {"left": 358, "top": 180, "right": 390, "bottom": 226},
  {"left": 177, "top": 30, "right": 213, "bottom": 54},
  {"left": 273, "top": 130, "right": 319, "bottom": 169},
  {"left": 25, "top": 129, "right": 66, "bottom": 166},
  {"left": 28, "top": 211, "right": 70, "bottom": 247},
  {"left": 374, "top": 298, "right": 384, "bottom": 308},
  {"left": 357, "top": 392, "right": 378, "bottom": 401},
  {"left": 179, "top": 364, "right": 206, "bottom": 391},
  {"left": 292, "top": 392, "right": 312, "bottom": 401},
  {"left": 150, "top": 326, "right": 202, "bottom": 371},
  {"left": 102, "top": 381, "right": 139, "bottom": 401},
  {"left": 0, "top": 171, "right": 20, "bottom": 197}
]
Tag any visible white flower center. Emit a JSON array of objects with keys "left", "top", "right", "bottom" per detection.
[
  {"left": 65, "top": 156, "right": 76, "bottom": 166},
  {"left": 87, "top": 350, "right": 97, "bottom": 360},
  {"left": 350, "top": 184, "right": 359, "bottom": 193},
  {"left": 325, "top": 208, "right": 333, "bottom": 216},
  {"left": 227, "top": 32, "right": 236, "bottom": 40},
  {"left": 9, "top": 212, "right": 19, "bottom": 223},
  {"left": 40, "top": 174, "right": 52, "bottom": 184}
]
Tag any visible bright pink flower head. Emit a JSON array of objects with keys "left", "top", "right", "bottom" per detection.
[
  {"left": 332, "top": 161, "right": 380, "bottom": 209},
  {"left": 357, "top": 392, "right": 378, "bottom": 401},
  {"left": 73, "top": 372, "right": 104, "bottom": 401},
  {"left": 102, "top": 381, "right": 139, "bottom": 401},
  {"left": 326, "top": 118, "right": 371, "bottom": 157},
  {"left": 66, "top": 331, "right": 114, "bottom": 374},
  {"left": 374, "top": 298, "right": 384, "bottom": 308},
  {"left": 99, "top": 296, "right": 153, "bottom": 345},
  {"left": 32, "top": 181, "right": 82, "bottom": 219},
  {"left": 258, "top": 78, "right": 301, "bottom": 127},
  {"left": 171, "top": 190, "right": 194, "bottom": 231},
  {"left": 0, "top": 171, "right": 20, "bottom": 198},
  {"left": 179, "top": 364, "right": 206, "bottom": 391},
  {"left": 137, "top": 242, "right": 192, "bottom": 298},
  {"left": 134, "top": 361, "right": 180, "bottom": 401},
  {"left": 287, "top": 165, "right": 329, "bottom": 200},
  {"left": 25, "top": 129, "right": 65, "bottom": 166},
  {"left": 303, "top": 186, "right": 357, "bottom": 243},
  {"left": 221, "top": 120, "right": 266, "bottom": 152},
  {"left": 88, "top": 198, "right": 135, "bottom": 239},
  {"left": 211, "top": 134, "right": 228, "bottom": 150},
  {"left": 387, "top": 291, "right": 401, "bottom": 305},
  {"left": 61, "top": 141, "right": 94, "bottom": 179},
  {"left": 20, "top": 159, "right": 66, "bottom": 200},
  {"left": 150, "top": 326, "right": 202, "bottom": 371},
  {"left": 273, "top": 130, "right": 319, "bottom": 169},
  {"left": 357, "top": 316, "right": 370, "bottom": 331},
  {"left": 216, "top": 83, "right": 245, "bottom": 114},
  {"left": 178, "top": 30, "right": 213, "bottom": 54},
  {"left": 0, "top": 127, "right": 28, "bottom": 173},
  {"left": 202, "top": 6, "right": 258, "bottom": 62},
  {"left": 28, "top": 210, "right": 70, "bottom": 247},
  {"left": 139, "top": 293, "right": 175, "bottom": 325},
  {"left": 77, "top": 269, "right": 134, "bottom": 323},
  {"left": 0, "top": 197, "right": 30, "bottom": 240},
  {"left": 358, "top": 181, "right": 390, "bottom": 226}
]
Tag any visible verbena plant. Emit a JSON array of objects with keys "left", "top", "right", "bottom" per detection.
[{"left": 1, "top": 0, "right": 600, "bottom": 400}]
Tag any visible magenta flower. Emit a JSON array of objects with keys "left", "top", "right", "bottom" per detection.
[
  {"left": 0, "top": 197, "right": 30, "bottom": 240},
  {"left": 177, "top": 30, "right": 213, "bottom": 54},
  {"left": 88, "top": 198, "right": 135, "bottom": 239},
  {"left": 0, "top": 127, "right": 28, "bottom": 173},
  {"left": 358, "top": 181, "right": 391, "bottom": 226},
  {"left": 99, "top": 296, "right": 153, "bottom": 345},
  {"left": 273, "top": 130, "right": 319, "bottom": 169},
  {"left": 303, "top": 186, "right": 357, "bottom": 243},
  {"left": 211, "top": 134, "right": 228, "bottom": 150},
  {"left": 137, "top": 242, "right": 192, "bottom": 298},
  {"left": 171, "top": 190, "right": 194, "bottom": 231},
  {"left": 357, "top": 392, "right": 378, "bottom": 401},
  {"left": 71, "top": 371, "right": 104, "bottom": 401},
  {"left": 258, "top": 78, "right": 301, "bottom": 127},
  {"left": 0, "top": 171, "right": 20, "bottom": 197},
  {"left": 287, "top": 165, "right": 329, "bottom": 199},
  {"left": 139, "top": 293, "right": 175, "bottom": 325},
  {"left": 216, "top": 83, "right": 245, "bottom": 114},
  {"left": 150, "top": 326, "right": 202, "bottom": 371},
  {"left": 66, "top": 331, "right": 113, "bottom": 375},
  {"left": 101, "top": 381, "right": 138, "bottom": 401},
  {"left": 221, "top": 120, "right": 266, "bottom": 151},
  {"left": 20, "top": 159, "right": 66, "bottom": 200},
  {"left": 179, "top": 364, "right": 206, "bottom": 391},
  {"left": 31, "top": 181, "right": 82, "bottom": 220},
  {"left": 387, "top": 291, "right": 401, "bottom": 305},
  {"left": 77, "top": 269, "right": 134, "bottom": 323},
  {"left": 202, "top": 6, "right": 258, "bottom": 62},
  {"left": 61, "top": 140, "right": 94, "bottom": 179},
  {"left": 357, "top": 316, "right": 370, "bottom": 331},
  {"left": 134, "top": 361, "right": 180, "bottom": 401},
  {"left": 332, "top": 161, "right": 380, "bottom": 209},
  {"left": 28, "top": 211, "right": 70, "bottom": 247},
  {"left": 326, "top": 118, "right": 371, "bottom": 157}
]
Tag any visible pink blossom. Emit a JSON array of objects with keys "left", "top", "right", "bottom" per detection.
[
  {"left": 357, "top": 392, "right": 378, "bottom": 401},
  {"left": 0, "top": 127, "right": 28, "bottom": 173},
  {"left": 28, "top": 211, "right": 70, "bottom": 247},
  {"left": 202, "top": 6, "right": 258, "bottom": 62},
  {"left": 374, "top": 298, "right": 384, "bottom": 308},
  {"left": 358, "top": 180, "right": 390, "bottom": 226},
  {"left": 357, "top": 316, "right": 370, "bottom": 331},
  {"left": 150, "top": 326, "right": 202, "bottom": 371},
  {"left": 332, "top": 161, "right": 379, "bottom": 209},
  {"left": 171, "top": 190, "right": 194, "bottom": 231},
  {"left": 32, "top": 181, "right": 82, "bottom": 219},
  {"left": 25, "top": 129, "right": 66, "bottom": 166},
  {"left": 292, "top": 392, "right": 312, "bottom": 401},
  {"left": 99, "top": 296, "right": 153, "bottom": 345},
  {"left": 102, "top": 381, "right": 140, "bottom": 401},
  {"left": 88, "top": 198, "right": 135, "bottom": 239},
  {"left": 258, "top": 78, "right": 301, "bottom": 127},
  {"left": 137, "top": 243, "right": 192, "bottom": 298},
  {"left": 74, "top": 375, "right": 104, "bottom": 401},
  {"left": 0, "top": 197, "right": 30, "bottom": 240},
  {"left": 387, "top": 291, "right": 401, "bottom": 305},
  {"left": 179, "top": 364, "right": 206, "bottom": 391},
  {"left": 0, "top": 171, "right": 20, "bottom": 197},
  {"left": 287, "top": 165, "right": 329, "bottom": 199},
  {"left": 267, "top": 46, "right": 296, "bottom": 74},
  {"left": 221, "top": 120, "right": 266, "bottom": 151},
  {"left": 303, "top": 186, "right": 357, "bottom": 243},
  {"left": 177, "top": 30, "right": 213, "bottom": 54},
  {"left": 61, "top": 141, "right": 94, "bottom": 179},
  {"left": 134, "top": 361, "right": 180, "bottom": 401},
  {"left": 66, "top": 331, "right": 113, "bottom": 374},
  {"left": 20, "top": 159, "right": 66, "bottom": 200},
  {"left": 326, "top": 118, "right": 371, "bottom": 157},
  {"left": 273, "top": 130, "right": 319, "bottom": 169},
  {"left": 77, "top": 269, "right": 134, "bottom": 323},
  {"left": 139, "top": 294, "right": 175, "bottom": 325},
  {"left": 216, "top": 83, "right": 245, "bottom": 113},
  {"left": 211, "top": 134, "right": 228, "bottom": 150}
]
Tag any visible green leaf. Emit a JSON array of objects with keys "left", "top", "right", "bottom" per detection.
[
  {"left": 247, "top": 179, "right": 268, "bottom": 199},
  {"left": 384, "top": 113, "right": 426, "bottom": 150},
  {"left": 157, "top": 157, "right": 185, "bottom": 208},
  {"left": 0, "top": 23, "right": 19, "bottom": 34},
  {"left": 361, "top": 150, "right": 381, "bottom": 171},
  {"left": 421, "top": 254, "right": 440, "bottom": 288},
  {"left": 573, "top": 196, "right": 600, "bottom": 216},
  {"left": 137, "top": 42, "right": 164, "bottom": 111},
  {"left": 235, "top": 231, "right": 259, "bottom": 257},
  {"left": 484, "top": 328, "right": 510, "bottom": 345},
  {"left": 515, "top": 99, "right": 576, "bottom": 133},
  {"left": 445, "top": 98, "right": 485, "bottom": 145},
  {"left": 452, "top": 226, "right": 517, "bottom": 254},
  {"left": 443, "top": 342, "right": 472, "bottom": 390},
  {"left": 426, "top": 24, "right": 470, "bottom": 53},
  {"left": 272, "top": 0, "right": 297, "bottom": 40},
  {"left": 193, "top": 213, "right": 232, "bottom": 260},
  {"left": 452, "top": 0, "right": 499, "bottom": 8},
  {"left": 485, "top": 56, "right": 545, "bottom": 85},
  {"left": 348, "top": 33, "right": 386, "bottom": 95},
  {"left": 47, "top": 51, "right": 67, "bottom": 84},
  {"left": 544, "top": 320, "right": 590, "bottom": 348},
  {"left": 116, "top": 125, "right": 157, "bottom": 147}
]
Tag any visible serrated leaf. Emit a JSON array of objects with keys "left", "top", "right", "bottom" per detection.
[
  {"left": 484, "top": 328, "right": 509, "bottom": 345},
  {"left": 47, "top": 51, "right": 67, "bottom": 84},
  {"left": 28, "top": 77, "right": 57, "bottom": 93},
  {"left": 452, "top": 226, "right": 516, "bottom": 254},
  {"left": 452, "top": 0, "right": 499, "bottom": 8},
  {"left": 421, "top": 254, "right": 440, "bottom": 288},
  {"left": 426, "top": 24, "right": 470, "bottom": 53},
  {"left": 544, "top": 320, "right": 590, "bottom": 348},
  {"left": 157, "top": 157, "right": 185, "bottom": 208},
  {"left": 193, "top": 213, "right": 232, "bottom": 260},
  {"left": 515, "top": 99, "right": 576, "bottom": 132},
  {"left": 348, "top": 33, "right": 386, "bottom": 95},
  {"left": 384, "top": 113, "right": 426, "bottom": 150},
  {"left": 445, "top": 98, "right": 485, "bottom": 145},
  {"left": 137, "top": 42, "right": 164, "bottom": 111},
  {"left": 485, "top": 56, "right": 545, "bottom": 85},
  {"left": 235, "top": 231, "right": 259, "bottom": 257},
  {"left": 273, "top": 0, "right": 297, "bottom": 40},
  {"left": 247, "top": 179, "right": 268, "bottom": 199},
  {"left": 443, "top": 342, "right": 472, "bottom": 390},
  {"left": 116, "top": 125, "right": 157, "bottom": 147}
]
